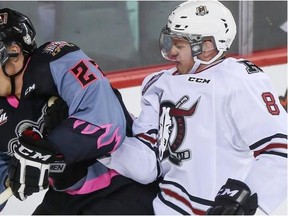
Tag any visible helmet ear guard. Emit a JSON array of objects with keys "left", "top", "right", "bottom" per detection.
[
  {"left": 0, "top": 41, "right": 21, "bottom": 66},
  {"left": 187, "top": 34, "right": 203, "bottom": 57}
]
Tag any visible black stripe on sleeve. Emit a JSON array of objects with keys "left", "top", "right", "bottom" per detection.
[
  {"left": 260, "top": 151, "right": 287, "bottom": 158},
  {"left": 250, "top": 133, "right": 287, "bottom": 150},
  {"left": 162, "top": 180, "right": 214, "bottom": 206},
  {"left": 158, "top": 192, "right": 190, "bottom": 215}
]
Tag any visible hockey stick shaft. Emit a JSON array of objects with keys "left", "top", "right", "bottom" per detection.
[{"left": 0, "top": 187, "right": 13, "bottom": 205}]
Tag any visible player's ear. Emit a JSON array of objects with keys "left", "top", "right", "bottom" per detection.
[
  {"left": 202, "top": 40, "right": 215, "bottom": 53},
  {"left": 5, "top": 42, "right": 23, "bottom": 64},
  {"left": 8, "top": 42, "right": 22, "bottom": 55}
]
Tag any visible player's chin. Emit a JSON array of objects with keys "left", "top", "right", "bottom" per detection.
[
  {"left": 176, "top": 64, "right": 189, "bottom": 75},
  {"left": 0, "top": 87, "right": 11, "bottom": 97}
]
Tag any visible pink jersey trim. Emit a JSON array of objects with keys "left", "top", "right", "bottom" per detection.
[
  {"left": 6, "top": 95, "right": 19, "bottom": 108},
  {"left": 65, "top": 169, "right": 119, "bottom": 195},
  {"left": 73, "top": 120, "right": 122, "bottom": 152}
]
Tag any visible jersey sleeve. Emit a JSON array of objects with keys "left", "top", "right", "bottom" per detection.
[
  {"left": 99, "top": 136, "right": 161, "bottom": 184},
  {"left": 228, "top": 68, "right": 287, "bottom": 214},
  {"left": 97, "top": 72, "right": 165, "bottom": 184},
  {"left": 45, "top": 42, "right": 126, "bottom": 164},
  {"left": 111, "top": 72, "right": 165, "bottom": 183},
  {"left": 133, "top": 71, "right": 165, "bottom": 144}
]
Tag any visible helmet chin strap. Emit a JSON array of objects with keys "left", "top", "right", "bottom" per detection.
[
  {"left": 8, "top": 52, "right": 19, "bottom": 58},
  {"left": 198, "top": 50, "right": 224, "bottom": 65},
  {"left": 189, "top": 50, "right": 224, "bottom": 74},
  {"left": 2, "top": 54, "right": 27, "bottom": 95},
  {"left": 189, "top": 58, "right": 201, "bottom": 74}
]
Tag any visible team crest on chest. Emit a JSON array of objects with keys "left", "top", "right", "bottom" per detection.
[
  {"left": 158, "top": 96, "right": 200, "bottom": 165},
  {"left": 0, "top": 109, "right": 8, "bottom": 126},
  {"left": 7, "top": 105, "right": 47, "bottom": 156}
]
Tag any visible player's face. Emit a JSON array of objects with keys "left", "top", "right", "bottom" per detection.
[
  {"left": 168, "top": 38, "right": 194, "bottom": 74},
  {"left": 0, "top": 43, "right": 26, "bottom": 97}
]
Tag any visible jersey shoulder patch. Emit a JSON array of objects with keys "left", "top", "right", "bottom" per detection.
[
  {"left": 223, "top": 57, "right": 265, "bottom": 81},
  {"left": 37, "top": 41, "right": 80, "bottom": 61},
  {"left": 236, "top": 58, "right": 263, "bottom": 74}
]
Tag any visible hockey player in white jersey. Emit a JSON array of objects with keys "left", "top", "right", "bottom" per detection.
[
  {"left": 100, "top": 0, "right": 287, "bottom": 214},
  {"left": 128, "top": 0, "right": 287, "bottom": 215}
]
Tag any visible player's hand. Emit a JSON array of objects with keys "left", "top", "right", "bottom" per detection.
[
  {"left": 45, "top": 96, "right": 69, "bottom": 134},
  {"left": 206, "top": 178, "right": 258, "bottom": 215},
  {"left": 8, "top": 128, "right": 55, "bottom": 201}
]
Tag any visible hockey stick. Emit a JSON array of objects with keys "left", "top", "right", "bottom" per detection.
[{"left": 0, "top": 187, "right": 13, "bottom": 205}]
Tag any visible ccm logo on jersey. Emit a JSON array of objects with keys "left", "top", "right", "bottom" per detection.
[
  {"left": 217, "top": 188, "right": 239, "bottom": 197},
  {"left": 188, "top": 77, "right": 210, "bottom": 84},
  {"left": 24, "top": 83, "right": 36, "bottom": 96},
  {"left": 18, "top": 145, "right": 52, "bottom": 161}
]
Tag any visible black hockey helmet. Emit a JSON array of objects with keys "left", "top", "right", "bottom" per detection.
[{"left": 0, "top": 8, "right": 37, "bottom": 55}]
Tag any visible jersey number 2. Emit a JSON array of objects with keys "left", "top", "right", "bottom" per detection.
[
  {"left": 70, "top": 61, "right": 97, "bottom": 88},
  {"left": 262, "top": 92, "right": 280, "bottom": 115}
]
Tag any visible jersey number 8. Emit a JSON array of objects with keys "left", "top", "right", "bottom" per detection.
[{"left": 262, "top": 92, "right": 280, "bottom": 115}]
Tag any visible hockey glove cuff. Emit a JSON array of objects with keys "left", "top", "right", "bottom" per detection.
[
  {"left": 8, "top": 128, "right": 55, "bottom": 201},
  {"left": 206, "top": 178, "right": 258, "bottom": 215}
]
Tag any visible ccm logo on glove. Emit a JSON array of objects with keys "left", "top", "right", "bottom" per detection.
[
  {"left": 17, "top": 145, "right": 52, "bottom": 161},
  {"left": 206, "top": 178, "right": 258, "bottom": 215},
  {"left": 8, "top": 127, "right": 56, "bottom": 201},
  {"left": 217, "top": 188, "right": 240, "bottom": 197}
]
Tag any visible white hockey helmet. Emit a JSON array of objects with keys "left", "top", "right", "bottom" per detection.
[{"left": 160, "top": 0, "right": 237, "bottom": 65}]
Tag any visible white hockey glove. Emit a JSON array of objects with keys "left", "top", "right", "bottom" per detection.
[
  {"left": 206, "top": 178, "right": 258, "bottom": 215},
  {"left": 8, "top": 128, "right": 55, "bottom": 201}
]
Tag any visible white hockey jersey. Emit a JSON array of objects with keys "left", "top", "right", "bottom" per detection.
[{"left": 132, "top": 57, "right": 287, "bottom": 215}]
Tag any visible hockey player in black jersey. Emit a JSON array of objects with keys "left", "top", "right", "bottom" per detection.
[{"left": 0, "top": 8, "right": 159, "bottom": 214}]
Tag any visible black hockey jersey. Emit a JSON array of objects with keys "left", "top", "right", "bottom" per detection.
[{"left": 0, "top": 41, "right": 131, "bottom": 209}]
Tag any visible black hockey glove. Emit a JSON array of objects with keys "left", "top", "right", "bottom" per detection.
[
  {"left": 44, "top": 96, "right": 69, "bottom": 134},
  {"left": 8, "top": 128, "right": 55, "bottom": 201},
  {"left": 206, "top": 178, "right": 258, "bottom": 215}
]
